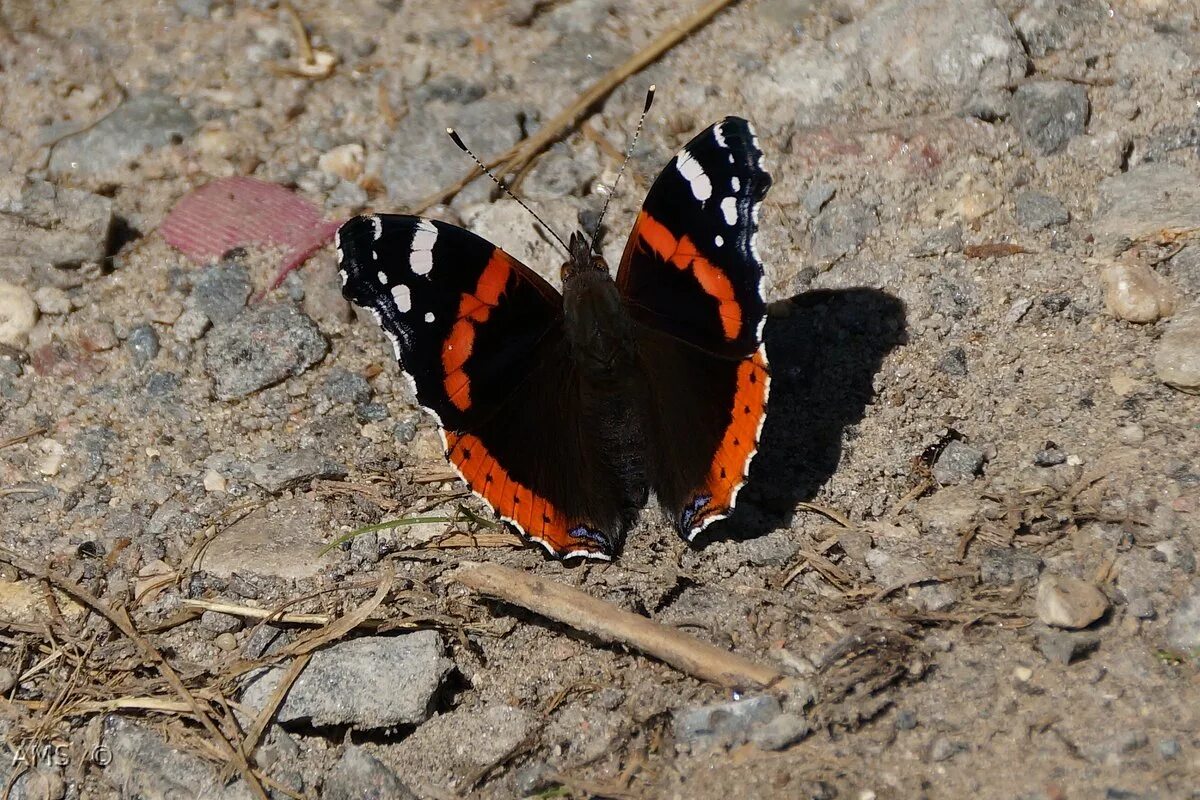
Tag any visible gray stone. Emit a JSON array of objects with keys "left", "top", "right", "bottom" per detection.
[
  {"left": 802, "top": 182, "right": 836, "bottom": 215},
  {"left": 1165, "top": 582, "right": 1200, "bottom": 655},
  {"left": 199, "top": 610, "right": 242, "bottom": 635},
  {"left": 102, "top": 716, "right": 256, "bottom": 800},
  {"left": 321, "top": 367, "right": 372, "bottom": 405},
  {"left": 750, "top": 712, "right": 811, "bottom": 751},
  {"left": 1127, "top": 596, "right": 1156, "bottom": 620},
  {"left": 1034, "top": 446, "right": 1067, "bottom": 467},
  {"left": 204, "top": 304, "right": 327, "bottom": 399},
  {"left": 1012, "top": 81, "right": 1089, "bottom": 155},
  {"left": 0, "top": 178, "right": 114, "bottom": 270},
  {"left": 400, "top": 703, "right": 536, "bottom": 770},
  {"left": 929, "top": 736, "right": 966, "bottom": 762},
  {"left": 1153, "top": 538, "right": 1196, "bottom": 574},
  {"left": 241, "top": 631, "right": 452, "bottom": 729},
  {"left": 979, "top": 546, "right": 1042, "bottom": 585},
  {"left": 932, "top": 440, "right": 984, "bottom": 485},
  {"left": 910, "top": 225, "right": 964, "bottom": 258},
  {"left": 1093, "top": 164, "right": 1200, "bottom": 246},
  {"left": 1037, "top": 628, "right": 1100, "bottom": 664},
  {"left": 177, "top": 0, "right": 213, "bottom": 17},
  {"left": 324, "top": 745, "right": 416, "bottom": 800},
  {"left": 1154, "top": 308, "right": 1200, "bottom": 394},
  {"left": 380, "top": 100, "right": 521, "bottom": 209},
  {"left": 49, "top": 93, "right": 197, "bottom": 177},
  {"left": 810, "top": 199, "right": 877, "bottom": 263},
  {"left": 673, "top": 695, "right": 781, "bottom": 750},
  {"left": 172, "top": 307, "right": 210, "bottom": 342},
  {"left": 356, "top": 402, "right": 390, "bottom": 423},
  {"left": 190, "top": 262, "right": 252, "bottom": 325},
  {"left": 1158, "top": 739, "right": 1181, "bottom": 759},
  {"left": 1015, "top": 191, "right": 1070, "bottom": 230},
  {"left": 523, "top": 141, "right": 598, "bottom": 202},
  {"left": 749, "top": 42, "right": 863, "bottom": 128},
  {"left": 247, "top": 448, "right": 347, "bottom": 493},
  {"left": 936, "top": 346, "right": 968, "bottom": 377},
  {"left": 126, "top": 324, "right": 160, "bottom": 367},
  {"left": 895, "top": 709, "right": 918, "bottom": 730},
  {"left": 195, "top": 496, "right": 336, "bottom": 580},
  {"left": 1013, "top": 0, "right": 1098, "bottom": 57},
  {"left": 832, "top": 0, "right": 1026, "bottom": 95}
]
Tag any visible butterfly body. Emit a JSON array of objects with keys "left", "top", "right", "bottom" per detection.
[{"left": 338, "top": 116, "right": 771, "bottom": 560}]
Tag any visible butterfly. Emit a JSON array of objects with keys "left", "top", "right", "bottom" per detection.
[{"left": 336, "top": 111, "right": 771, "bottom": 560}]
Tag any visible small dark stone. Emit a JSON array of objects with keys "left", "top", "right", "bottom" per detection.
[
  {"left": 322, "top": 367, "right": 372, "bottom": 405},
  {"left": 1158, "top": 738, "right": 1181, "bottom": 759},
  {"left": 77, "top": 540, "right": 104, "bottom": 558},
  {"left": 204, "top": 304, "right": 328, "bottom": 399},
  {"left": 393, "top": 417, "right": 419, "bottom": 444},
  {"left": 126, "top": 324, "right": 160, "bottom": 367},
  {"left": 932, "top": 440, "right": 985, "bottom": 485},
  {"left": 1037, "top": 628, "right": 1100, "bottom": 664},
  {"left": 190, "top": 262, "right": 252, "bottom": 325},
  {"left": 937, "top": 346, "right": 968, "bottom": 376},
  {"left": 144, "top": 371, "right": 180, "bottom": 398},
  {"left": 1034, "top": 446, "right": 1067, "bottom": 467},
  {"left": 356, "top": 402, "right": 390, "bottom": 423},
  {"left": 1012, "top": 81, "right": 1089, "bottom": 155},
  {"left": 1015, "top": 191, "right": 1070, "bottom": 230},
  {"left": 1042, "top": 293, "right": 1071, "bottom": 313},
  {"left": 895, "top": 709, "right": 918, "bottom": 730}
]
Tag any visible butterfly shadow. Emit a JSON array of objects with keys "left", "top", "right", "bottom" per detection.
[{"left": 698, "top": 287, "right": 908, "bottom": 546}]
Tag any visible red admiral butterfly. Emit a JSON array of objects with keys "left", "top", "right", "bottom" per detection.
[{"left": 337, "top": 98, "right": 771, "bottom": 561}]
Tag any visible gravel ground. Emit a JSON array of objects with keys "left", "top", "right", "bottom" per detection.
[{"left": 2, "top": 1, "right": 1199, "bottom": 798}]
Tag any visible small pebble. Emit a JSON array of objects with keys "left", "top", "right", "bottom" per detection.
[
  {"left": 1116, "top": 424, "right": 1145, "bottom": 445},
  {"left": 78, "top": 320, "right": 119, "bottom": 351},
  {"left": 1034, "top": 445, "right": 1067, "bottom": 467},
  {"left": 894, "top": 709, "right": 918, "bottom": 730},
  {"left": 1127, "top": 596, "right": 1156, "bottom": 619},
  {"left": 1154, "top": 308, "right": 1200, "bottom": 394},
  {"left": 318, "top": 143, "right": 365, "bottom": 182},
  {"left": 929, "top": 737, "right": 965, "bottom": 762},
  {"left": 200, "top": 610, "right": 242, "bottom": 634},
  {"left": 0, "top": 282, "right": 39, "bottom": 347},
  {"left": 1036, "top": 574, "right": 1109, "bottom": 629},
  {"left": 214, "top": 632, "right": 238, "bottom": 651},
  {"left": 1158, "top": 739, "right": 1181, "bottom": 759},
  {"left": 172, "top": 307, "right": 210, "bottom": 342},
  {"left": 932, "top": 440, "right": 985, "bottom": 485},
  {"left": 1013, "top": 666, "right": 1033, "bottom": 682},
  {"left": 0, "top": 666, "right": 14, "bottom": 694},
  {"left": 33, "top": 286, "right": 72, "bottom": 315},
  {"left": 1101, "top": 262, "right": 1177, "bottom": 323},
  {"left": 126, "top": 324, "right": 160, "bottom": 367},
  {"left": 203, "top": 469, "right": 227, "bottom": 493}
]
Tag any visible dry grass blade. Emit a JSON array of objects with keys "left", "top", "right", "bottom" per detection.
[
  {"left": 455, "top": 563, "right": 786, "bottom": 691},
  {"left": 413, "top": 0, "right": 739, "bottom": 212},
  {"left": 0, "top": 427, "right": 47, "bottom": 450},
  {"left": 795, "top": 502, "right": 854, "bottom": 529},
  {"left": 0, "top": 549, "right": 270, "bottom": 800}
]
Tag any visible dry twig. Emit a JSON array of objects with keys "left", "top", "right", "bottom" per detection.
[{"left": 454, "top": 563, "right": 785, "bottom": 690}]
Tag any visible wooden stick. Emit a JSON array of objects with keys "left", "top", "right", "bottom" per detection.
[
  {"left": 454, "top": 563, "right": 783, "bottom": 690},
  {"left": 413, "top": 0, "right": 738, "bottom": 212}
]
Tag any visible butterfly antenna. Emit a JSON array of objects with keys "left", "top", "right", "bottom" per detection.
[
  {"left": 445, "top": 127, "right": 571, "bottom": 256},
  {"left": 589, "top": 84, "right": 656, "bottom": 253}
]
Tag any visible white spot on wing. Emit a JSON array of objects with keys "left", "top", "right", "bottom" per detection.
[
  {"left": 376, "top": 271, "right": 388, "bottom": 284},
  {"left": 391, "top": 284, "right": 411, "bottom": 312},
  {"left": 721, "top": 196, "right": 737, "bottom": 224},
  {"left": 410, "top": 219, "right": 438, "bottom": 276},
  {"left": 675, "top": 150, "right": 712, "bottom": 202},
  {"left": 425, "top": 311, "right": 435, "bottom": 323},
  {"left": 369, "top": 215, "right": 383, "bottom": 241},
  {"left": 731, "top": 176, "right": 740, "bottom": 192},
  {"left": 713, "top": 122, "right": 727, "bottom": 148},
  {"left": 714, "top": 234, "right": 724, "bottom": 247}
]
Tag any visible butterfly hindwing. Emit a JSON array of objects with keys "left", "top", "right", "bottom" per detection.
[
  {"left": 616, "top": 118, "right": 772, "bottom": 538},
  {"left": 337, "top": 214, "right": 620, "bottom": 559}
]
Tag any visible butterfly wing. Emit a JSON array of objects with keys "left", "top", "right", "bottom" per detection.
[
  {"left": 615, "top": 118, "right": 772, "bottom": 538},
  {"left": 338, "top": 214, "right": 622, "bottom": 558}
]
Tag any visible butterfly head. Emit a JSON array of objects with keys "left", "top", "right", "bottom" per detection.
[{"left": 561, "top": 230, "right": 609, "bottom": 281}]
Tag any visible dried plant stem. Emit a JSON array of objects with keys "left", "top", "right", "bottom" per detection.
[
  {"left": 454, "top": 563, "right": 783, "bottom": 690},
  {"left": 414, "top": 0, "right": 738, "bottom": 211}
]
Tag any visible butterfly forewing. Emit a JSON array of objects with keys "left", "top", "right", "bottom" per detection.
[
  {"left": 338, "top": 215, "right": 624, "bottom": 558},
  {"left": 616, "top": 117, "right": 773, "bottom": 538}
]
